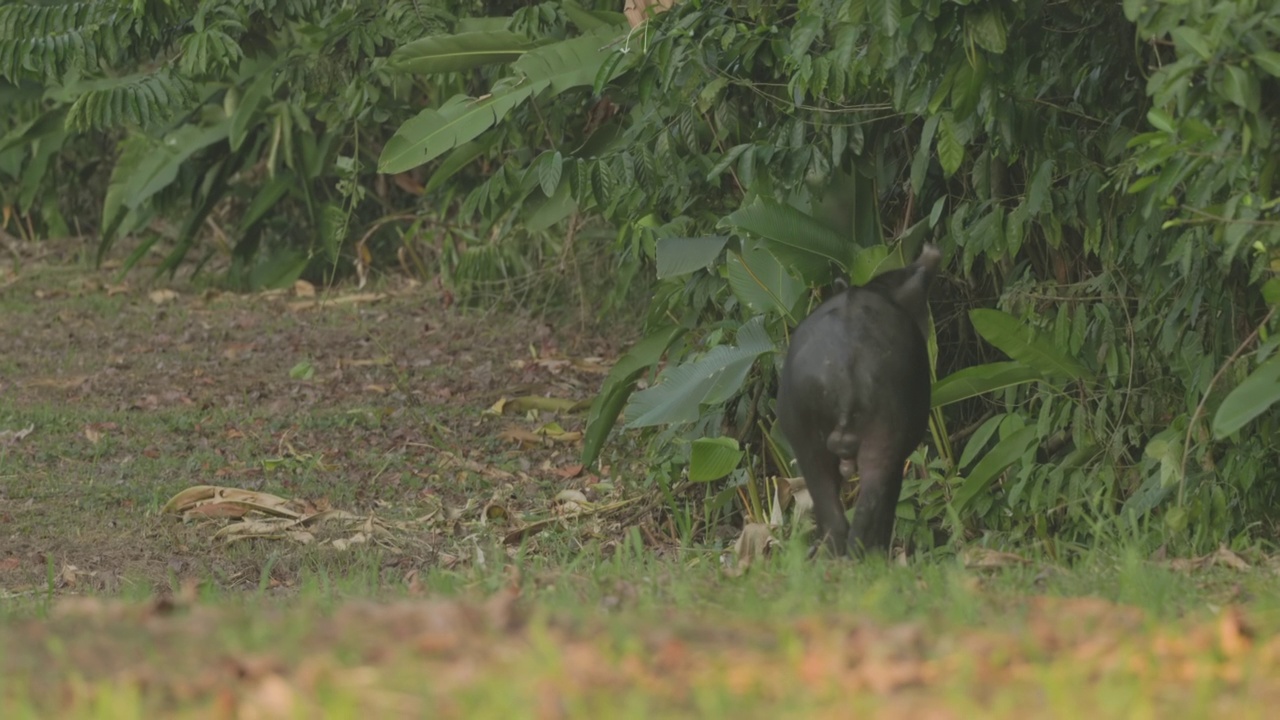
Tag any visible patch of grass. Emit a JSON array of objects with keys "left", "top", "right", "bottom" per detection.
[{"left": 3, "top": 547, "right": 1279, "bottom": 718}]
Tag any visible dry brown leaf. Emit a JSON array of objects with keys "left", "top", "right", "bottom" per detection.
[
  {"left": 725, "top": 523, "right": 774, "bottom": 577},
  {"left": 484, "top": 503, "right": 510, "bottom": 522},
  {"left": 186, "top": 502, "right": 254, "bottom": 519},
  {"left": 0, "top": 556, "right": 20, "bottom": 571},
  {"left": 499, "top": 427, "right": 542, "bottom": 446},
  {"left": 624, "top": 0, "right": 678, "bottom": 27},
  {"left": 327, "top": 292, "right": 386, "bottom": 305},
  {"left": 0, "top": 424, "right": 35, "bottom": 445},
  {"left": 23, "top": 375, "right": 89, "bottom": 390},
  {"left": 552, "top": 464, "right": 584, "bottom": 479},
  {"left": 961, "top": 547, "right": 1030, "bottom": 570},
  {"left": 506, "top": 396, "right": 582, "bottom": 414},
  {"left": 293, "top": 279, "right": 316, "bottom": 297},
  {"left": 1165, "top": 545, "right": 1252, "bottom": 573},
  {"left": 1210, "top": 545, "right": 1251, "bottom": 571},
  {"left": 161, "top": 485, "right": 302, "bottom": 519},
  {"left": 222, "top": 342, "right": 257, "bottom": 361},
  {"left": 342, "top": 356, "right": 393, "bottom": 368},
  {"left": 148, "top": 288, "right": 179, "bottom": 305},
  {"left": 1218, "top": 606, "right": 1252, "bottom": 656},
  {"left": 554, "top": 489, "right": 591, "bottom": 513},
  {"left": 785, "top": 476, "right": 813, "bottom": 518},
  {"left": 571, "top": 357, "right": 610, "bottom": 374},
  {"left": 535, "top": 422, "right": 582, "bottom": 443}
]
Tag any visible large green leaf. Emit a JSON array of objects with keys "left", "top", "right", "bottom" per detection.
[
  {"left": 1212, "top": 354, "right": 1280, "bottom": 438},
  {"left": 931, "top": 361, "right": 1044, "bottom": 408},
  {"left": 561, "top": 1, "right": 628, "bottom": 32},
  {"left": 379, "top": 90, "right": 536, "bottom": 174},
  {"left": 655, "top": 236, "right": 730, "bottom": 278},
  {"left": 969, "top": 309, "right": 1090, "bottom": 380},
  {"left": 237, "top": 171, "right": 294, "bottom": 234},
  {"left": 726, "top": 240, "right": 803, "bottom": 318},
  {"left": 725, "top": 196, "right": 847, "bottom": 277},
  {"left": 379, "top": 24, "right": 627, "bottom": 174},
  {"left": 511, "top": 24, "right": 627, "bottom": 93},
  {"left": 953, "top": 425, "right": 1039, "bottom": 513},
  {"left": 581, "top": 326, "right": 686, "bottom": 467},
  {"left": 389, "top": 31, "right": 541, "bottom": 74},
  {"left": 99, "top": 120, "right": 231, "bottom": 259},
  {"left": 625, "top": 317, "right": 774, "bottom": 428},
  {"left": 230, "top": 65, "right": 275, "bottom": 151},
  {"left": 422, "top": 135, "right": 500, "bottom": 195},
  {"left": 523, "top": 177, "right": 576, "bottom": 232}
]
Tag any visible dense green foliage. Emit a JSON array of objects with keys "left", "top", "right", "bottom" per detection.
[
  {"left": 3, "top": 0, "right": 1279, "bottom": 553},
  {"left": 386, "top": 0, "right": 1280, "bottom": 554}
]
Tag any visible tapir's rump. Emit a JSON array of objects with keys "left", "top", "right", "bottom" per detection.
[{"left": 776, "top": 245, "right": 939, "bottom": 557}]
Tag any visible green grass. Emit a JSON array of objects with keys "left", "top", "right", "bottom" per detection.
[{"left": 3, "top": 547, "right": 1280, "bottom": 718}]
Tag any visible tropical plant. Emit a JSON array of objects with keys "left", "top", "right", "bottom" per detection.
[{"left": 381, "top": 0, "right": 1280, "bottom": 553}]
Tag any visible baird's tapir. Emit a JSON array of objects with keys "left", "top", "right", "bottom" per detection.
[{"left": 777, "top": 245, "right": 940, "bottom": 557}]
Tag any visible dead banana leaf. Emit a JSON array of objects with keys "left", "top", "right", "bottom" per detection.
[{"left": 162, "top": 485, "right": 303, "bottom": 519}]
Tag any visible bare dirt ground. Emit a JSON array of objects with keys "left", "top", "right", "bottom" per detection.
[{"left": 1, "top": 242, "right": 636, "bottom": 596}]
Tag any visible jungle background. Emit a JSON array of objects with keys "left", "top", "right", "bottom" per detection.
[{"left": 3, "top": 0, "right": 1280, "bottom": 716}]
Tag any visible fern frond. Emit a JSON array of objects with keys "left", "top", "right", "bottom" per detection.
[
  {"left": 0, "top": 2, "right": 118, "bottom": 82},
  {"left": 64, "top": 70, "right": 194, "bottom": 130}
]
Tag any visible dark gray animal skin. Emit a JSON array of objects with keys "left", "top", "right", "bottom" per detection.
[{"left": 777, "top": 245, "right": 941, "bottom": 557}]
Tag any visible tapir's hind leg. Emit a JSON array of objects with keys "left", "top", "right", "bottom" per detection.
[
  {"left": 847, "top": 432, "right": 908, "bottom": 557},
  {"left": 791, "top": 441, "right": 850, "bottom": 556}
]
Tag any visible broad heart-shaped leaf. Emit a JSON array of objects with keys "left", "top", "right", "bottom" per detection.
[
  {"left": 969, "top": 309, "right": 1090, "bottom": 380},
  {"left": 656, "top": 236, "right": 730, "bottom": 278},
  {"left": 727, "top": 240, "right": 804, "bottom": 318},
  {"left": 953, "top": 425, "right": 1039, "bottom": 513},
  {"left": 1213, "top": 354, "right": 1280, "bottom": 438},
  {"left": 625, "top": 317, "right": 775, "bottom": 428},
  {"left": 725, "top": 196, "right": 847, "bottom": 277},
  {"left": 689, "top": 437, "right": 744, "bottom": 482},
  {"left": 581, "top": 325, "right": 686, "bottom": 467},
  {"left": 388, "top": 31, "right": 541, "bottom": 74},
  {"left": 379, "top": 24, "right": 627, "bottom": 174},
  {"left": 931, "top": 361, "right": 1044, "bottom": 408}
]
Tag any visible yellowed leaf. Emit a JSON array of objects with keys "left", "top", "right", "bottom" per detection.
[
  {"left": 725, "top": 523, "right": 774, "bottom": 577},
  {"left": 148, "top": 289, "right": 179, "bottom": 305},
  {"left": 499, "top": 427, "right": 542, "bottom": 446},
  {"left": 293, "top": 279, "right": 316, "bottom": 297},
  {"left": 962, "top": 547, "right": 1030, "bottom": 570},
  {"left": 624, "top": 0, "right": 678, "bottom": 27}
]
